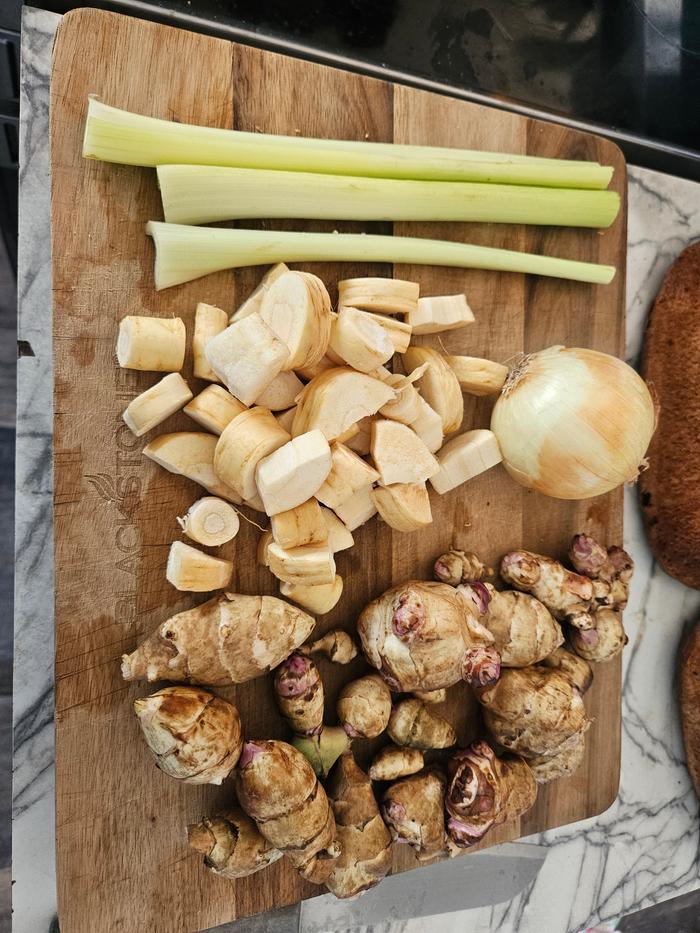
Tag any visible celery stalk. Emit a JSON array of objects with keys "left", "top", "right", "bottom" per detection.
[
  {"left": 145, "top": 221, "right": 616, "bottom": 291},
  {"left": 157, "top": 165, "right": 620, "bottom": 228},
  {"left": 84, "top": 98, "right": 614, "bottom": 190}
]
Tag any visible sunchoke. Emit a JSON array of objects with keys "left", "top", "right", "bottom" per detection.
[
  {"left": 387, "top": 698, "right": 456, "bottom": 750},
  {"left": 121, "top": 592, "right": 315, "bottom": 685},
  {"left": 569, "top": 533, "right": 633, "bottom": 610},
  {"left": 528, "top": 731, "right": 586, "bottom": 785},
  {"left": 234, "top": 740, "right": 340, "bottom": 884},
  {"left": 569, "top": 608, "right": 628, "bottom": 662},
  {"left": 337, "top": 675, "right": 392, "bottom": 738},
  {"left": 369, "top": 745, "right": 424, "bottom": 782},
  {"left": 433, "top": 550, "right": 493, "bottom": 586},
  {"left": 325, "top": 753, "right": 393, "bottom": 899},
  {"left": 500, "top": 549, "right": 596, "bottom": 629},
  {"left": 187, "top": 808, "right": 282, "bottom": 878},
  {"left": 133, "top": 686, "right": 242, "bottom": 784},
  {"left": 357, "top": 581, "right": 501, "bottom": 693},
  {"left": 413, "top": 688, "right": 447, "bottom": 705},
  {"left": 293, "top": 727, "right": 352, "bottom": 778},
  {"left": 484, "top": 589, "right": 564, "bottom": 667},
  {"left": 381, "top": 769, "right": 448, "bottom": 861},
  {"left": 274, "top": 653, "right": 324, "bottom": 736},
  {"left": 444, "top": 740, "right": 537, "bottom": 848},
  {"left": 476, "top": 667, "right": 589, "bottom": 759},
  {"left": 301, "top": 629, "right": 358, "bottom": 665},
  {"left": 539, "top": 646, "right": 593, "bottom": 695}
]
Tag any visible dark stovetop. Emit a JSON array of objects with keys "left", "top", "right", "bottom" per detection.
[{"left": 33, "top": 0, "right": 700, "bottom": 179}]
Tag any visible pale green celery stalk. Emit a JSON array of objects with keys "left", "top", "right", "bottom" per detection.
[
  {"left": 145, "top": 222, "right": 616, "bottom": 291},
  {"left": 157, "top": 165, "right": 620, "bottom": 229},
  {"left": 84, "top": 98, "right": 614, "bottom": 189}
]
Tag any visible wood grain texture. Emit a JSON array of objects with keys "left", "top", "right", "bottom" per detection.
[{"left": 50, "top": 9, "right": 626, "bottom": 932}]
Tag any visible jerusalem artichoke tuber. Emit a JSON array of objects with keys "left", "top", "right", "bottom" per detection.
[
  {"left": 381, "top": 769, "right": 448, "bottom": 861},
  {"left": 274, "top": 653, "right": 324, "bottom": 736},
  {"left": 234, "top": 740, "right": 340, "bottom": 884},
  {"left": 433, "top": 550, "right": 493, "bottom": 586},
  {"left": 500, "top": 549, "right": 596, "bottom": 629},
  {"left": 121, "top": 592, "right": 315, "bottom": 685},
  {"left": 569, "top": 608, "right": 627, "bottom": 662},
  {"left": 368, "top": 745, "right": 424, "bottom": 782},
  {"left": 387, "top": 698, "right": 456, "bottom": 750},
  {"left": 357, "top": 581, "right": 501, "bottom": 693},
  {"left": 539, "top": 646, "right": 593, "bottom": 695},
  {"left": 301, "top": 630, "right": 358, "bottom": 665},
  {"left": 569, "top": 533, "right": 633, "bottom": 610},
  {"left": 484, "top": 589, "right": 564, "bottom": 667},
  {"left": 412, "top": 688, "right": 447, "bottom": 705},
  {"left": 133, "top": 686, "right": 242, "bottom": 784},
  {"left": 187, "top": 808, "right": 282, "bottom": 878},
  {"left": 528, "top": 731, "right": 586, "bottom": 784},
  {"left": 337, "top": 674, "right": 392, "bottom": 738},
  {"left": 476, "top": 667, "right": 589, "bottom": 759},
  {"left": 325, "top": 753, "right": 393, "bottom": 899}
]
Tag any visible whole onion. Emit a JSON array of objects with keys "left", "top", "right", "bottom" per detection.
[{"left": 491, "top": 346, "right": 655, "bottom": 500}]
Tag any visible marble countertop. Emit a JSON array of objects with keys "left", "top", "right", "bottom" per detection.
[{"left": 12, "top": 7, "right": 700, "bottom": 933}]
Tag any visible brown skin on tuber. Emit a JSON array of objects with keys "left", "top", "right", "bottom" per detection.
[
  {"left": 569, "top": 609, "right": 628, "bottom": 662},
  {"left": 369, "top": 745, "right": 424, "bottom": 782},
  {"left": 387, "top": 698, "right": 456, "bottom": 750},
  {"left": 500, "top": 551, "right": 596, "bottom": 630},
  {"left": 273, "top": 652, "right": 324, "bottom": 736},
  {"left": 569, "top": 534, "right": 633, "bottom": 610},
  {"left": 476, "top": 667, "right": 589, "bottom": 759},
  {"left": 412, "top": 688, "right": 447, "bottom": 705},
  {"left": 445, "top": 740, "right": 537, "bottom": 848},
  {"left": 539, "top": 646, "right": 593, "bottom": 695},
  {"left": 484, "top": 588, "right": 564, "bottom": 667},
  {"left": 293, "top": 727, "right": 351, "bottom": 779},
  {"left": 300, "top": 629, "right": 358, "bottom": 665},
  {"left": 121, "top": 592, "right": 315, "bottom": 685},
  {"left": 187, "top": 807, "right": 282, "bottom": 878},
  {"left": 528, "top": 731, "right": 586, "bottom": 785},
  {"left": 381, "top": 769, "right": 448, "bottom": 861},
  {"left": 133, "top": 686, "right": 242, "bottom": 785},
  {"left": 337, "top": 674, "right": 392, "bottom": 738},
  {"left": 325, "top": 753, "right": 393, "bottom": 899},
  {"left": 234, "top": 739, "right": 340, "bottom": 885},
  {"left": 433, "top": 550, "right": 493, "bottom": 586},
  {"left": 357, "top": 581, "right": 501, "bottom": 693}
]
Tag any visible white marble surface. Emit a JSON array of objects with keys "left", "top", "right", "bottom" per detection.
[{"left": 12, "top": 9, "right": 700, "bottom": 932}]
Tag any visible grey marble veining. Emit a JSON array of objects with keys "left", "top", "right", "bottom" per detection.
[{"left": 13, "top": 9, "right": 700, "bottom": 932}]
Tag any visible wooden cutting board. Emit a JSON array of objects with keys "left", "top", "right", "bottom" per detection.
[{"left": 50, "top": 8, "right": 627, "bottom": 932}]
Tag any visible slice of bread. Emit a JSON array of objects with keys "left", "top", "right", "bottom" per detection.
[
  {"left": 680, "top": 620, "right": 700, "bottom": 799},
  {"left": 640, "top": 241, "right": 700, "bottom": 588}
]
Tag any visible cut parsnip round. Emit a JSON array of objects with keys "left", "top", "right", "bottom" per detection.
[
  {"left": 337, "top": 277, "right": 419, "bottom": 315},
  {"left": 123, "top": 372, "right": 193, "bottom": 437},
  {"left": 402, "top": 347, "right": 464, "bottom": 434},
  {"left": 166, "top": 541, "right": 233, "bottom": 592},
  {"left": 279, "top": 576, "right": 344, "bottom": 615},
  {"left": 363, "top": 311, "right": 412, "bottom": 353},
  {"left": 257, "top": 529, "right": 273, "bottom": 566},
  {"left": 407, "top": 294, "right": 475, "bottom": 335},
  {"left": 446, "top": 356, "right": 509, "bottom": 396},
  {"left": 230, "top": 263, "right": 289, "bottom": 323},
  {"left": 267, "top": 542, "right": 336, "bottom": 586},
  {"left": 214, "top": 407, "right": 290, "bottom": 501},
  {"left": 177, "top": 496, "right": 240, "bottom": 546},
  {"left": 271, "top": 499, "right": 328, "bottom": 550},
  {"left": 254, "top": 371, "right": 304, "bottom": 411},
  {"left": 275, "top": 406, "right": 297, "bottom": 435},
  {"left": 193, "top": 302, "right": 229, "bottom": 381},
  {"left": 117, "top": 316, "right": 186, "bottom": 372},
  {"left": 376, "top": 372, "right": 422, "bottom": 425},
  {"left": 409, "top": 397, "right": 444, "bottom": 453},
  {"left": 205, "top": 313, "right": 290, "bottom": 406},
  {"left": 372, "top": 482, "right": 433, "bottom": 532},
  {"left": 429, "top": 429, "right": 503, "bottom": 494},
  {"left": 292, "top": 368, "right": 395, "bottom": 441},
  {"left": 370, "top": 419, "right": 439, "bottom": 486},
  {"left": 315, "top": 442, "right": 380, "bottom": 510},
  {"left": 184, "top": 385, "right": 246, "bottom": 435},
  {"left": 344, "top": 416, "right": 374, "bottom": 455},
  {"left": 259, "top": 270, "right": 331, "bottom": 370},
  {"left": 328, "top": 306, "right": 394, "bottom": 373},
  {"left": 143, "top": 432, "right": 242, "bottom": 504},
  {"left": 333, "top": 485, "right": 377, "bottom": 531},
  {"left": 319, "top": 506, "right": 355, "bottom": 552},
  {"left": 255, "top": 430, "right": 332, "bottom": 516},
  {"left": 295, "top": 355, "right": 335, "bottom": 382}
]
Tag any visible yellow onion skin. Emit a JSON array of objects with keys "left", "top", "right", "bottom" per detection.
[{"left": 491, "top": 346, "right": 656, "bottom": 500}]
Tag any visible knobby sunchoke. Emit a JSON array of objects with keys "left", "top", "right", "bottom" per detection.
[
  {"left": 476, "top": 667, "right": 589, "bottom": 759},
  {"left": 337, "top": 675, "right": 392, "bottom": 738},
  {"left": 133, "top": 686, "right": 242, "bottom": 784},
  {"left": 234, "top": 740, "right": 340, "bottom": 884},
  {"left": 369, "top": 745, "right": 424, "bottom": 782},
  {"left": 539, "top": 646, "right": 593, "bottom": 695},
  {"left": 500, "top": 550, "right": 596, "bottom": 629},
  {"left": 569, "top": 608, "right": 628, "bottom": 662},
  {"left": 528, "top": 731, "right": 586, "bottom": 784},
  {"left": 187, "top": 808, "right": 282, "bottom": 878},
  {"left": 484, "top": 588, "right": 564, "bottom": 667},
  {"left": 433, "top": 549, "right": 493, "bottom": 586},
  {"left": 569, "top": 533, "right": 633, "bottom": 610},
  {"left": 301, "top": 629, "right": 358, "bottom": 665},
  {"left": 413, "top": 688, "right": 447, "bottom": 705},
  {"left": 387, "top": 698, "right": 456, "bottom": 750},
  {"left": 381, "top": 769, "right": 448, "bottom": 861},
  {"left": 325, "top": 753, "right": 393, "bottom": 898},
  {"left": 444, "top": 740, "right": 537, "bottom": 848},
  {"left": 121, "top": 592, "right": 315, "bottom": 686},
  {"left": 273, "top": 653, "right": 324, "bottom": 736},
  {"left": 357, "top": 581, "right": 501, "bottom": 693}
]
